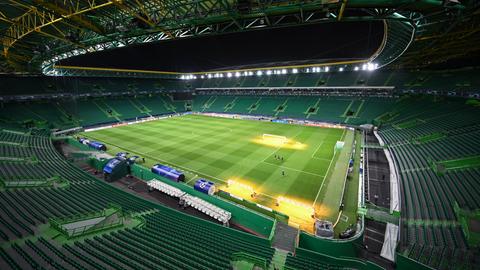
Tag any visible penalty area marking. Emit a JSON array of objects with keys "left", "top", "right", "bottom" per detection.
[
  {"left": 86, "top": 134, "right": 313, "bottom": 206},
  {"left": 312, "top": 128, "right": 347, "bottom": 207},
  {"left": 262, "top": 160, "right": 325, "bottom": 178},
  {"left": 311, "top": 142, "right": 324, "bottom": 158},
  {"left": 311, "top": 156, "right": 332, "bottom": 162},
  {"left": 311, "top": 141, "right": 333, "bottom": 162},
  {"left": 260, "top": 129, "right": 304, "bottom": 163}
]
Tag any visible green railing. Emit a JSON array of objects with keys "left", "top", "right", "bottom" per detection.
[
  {"left": 50, "top": 203, "right": 124, "bottom": 239},
  {"left": 231, "top": 252, "right": 267, "bottom": 270},
  {"left": 454, "top": 201, "right": 480, "bottom": 247},
  {"left": 217, "top": 190, "right": 289, "bottom": 223},
  {"left": 298, "top": 231, "right": 363, "bottom": 258},
  {"left": 64, "top": 137, "right": 93, "bottom": 152},
  {"left": 0, "top": 176, "right": 68, "bottom": 189},
  {"left": 396, "top": 253, "right": 435, "bottom": 270},
  {"left": 293, "top": 247, "right": 383, "bottom": 270},
  {"left": 131, "top": 164, "right": 275, "bottom": 238},
  {"left": 412, "top": 132, "right": 446, "bottom": 144}
]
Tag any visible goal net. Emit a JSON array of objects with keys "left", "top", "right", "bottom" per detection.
[
  {"left": 263, "top": 134, "right": 287, "bottom": 144},
  {"left": 335, "top": 141, "right": 345, "bottom": 152}
]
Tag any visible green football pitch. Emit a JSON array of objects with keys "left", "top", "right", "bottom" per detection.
[{"left": 82, "top": 114, "right": 354, "bottom": 230}]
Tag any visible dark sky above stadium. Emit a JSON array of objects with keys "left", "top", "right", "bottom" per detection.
[{"left": 61, "top": 21, "right": 383, "bottom": 72}]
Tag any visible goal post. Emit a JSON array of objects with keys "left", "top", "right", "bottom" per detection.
[
  {"left": 335, "top": 141, "right": 345, "bottom": 152},
  {"left": 262, "top": 134, "right": 287, "bottom": 143}
]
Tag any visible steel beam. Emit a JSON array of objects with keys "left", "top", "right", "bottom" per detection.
[
  {"left": 32, "top": 0, "right": 106, "bottom": 34},
  {"left": 1, "top": 0, "right": 468, "bottom": 73},
  {"left": 338, "top": 0, "right": 348, "bottom": 21},
  {"left": 3, "top": 0, "right": 116, "bottom": 57}
]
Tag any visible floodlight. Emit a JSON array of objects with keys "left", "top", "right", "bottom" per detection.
[
  {"left": 354, "top": 66, "right": 359, "bottom": 71},
  {"left": 207, "top": 74, "right": 212, "bottom": 79},
  {"left": 248, "top": 71, "right": 253, "bottom": 76},
  {"left": 256, "top": 70, "right": 263, "bottom": 76},
  {"left": 339, "top": 67, "right": 344, "bottom": 72},
  {"left": 362, "top": 64, "right": 367, "bottom": 70},
  {"left": 281, "top": 69, "right": 287, "bottom": 74},
  {"left": 266, "top": 70, "right": 272, "bottom": 75},
  {"left": 292, "top": 68, "right": 298, "bottom": 74},
  {"left": 226, "top": 179, "right": 255, "bottom": 196},
  {"left": 276, "top": 196, "right": 315, "bottom": 216},
  {"left": 227, "top": 72, "right": 232, "bottom": 78},
  {"left": 325, "top": 66, "right": 330, "bottom": 72}
]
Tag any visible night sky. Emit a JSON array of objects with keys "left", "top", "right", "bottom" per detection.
[{"left": 61, "top": 21, "right": 383, "bottom": 72}]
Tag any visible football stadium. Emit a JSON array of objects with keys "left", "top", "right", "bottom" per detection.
[{"left": 0, "top": 1, "right": 479, "bottom": 270}]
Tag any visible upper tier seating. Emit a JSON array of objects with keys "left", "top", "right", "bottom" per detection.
[
  {"left": 377, "top": 97, "right": 480, "bottom": 270},
  {"left": 1, "top": 91, "right": 480, "bottom": 269},
  {"left": 0, "top": 128, "right": 280, "bottom": 269},
  {"left": 0, "top": 95, "right": 183, "bottom": 129}
]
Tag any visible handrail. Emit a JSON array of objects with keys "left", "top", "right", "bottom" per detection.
[{"left": 231, "top": 252, "right": 268, "bottom": 269}]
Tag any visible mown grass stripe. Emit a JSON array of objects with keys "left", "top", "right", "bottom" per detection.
[{"left": 82, "top": 114, "right": 344, "bottom": 204}]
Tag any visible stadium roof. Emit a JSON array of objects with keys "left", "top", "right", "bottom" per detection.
[
  {"left": 0, "top": 0, "right": 476, "bottom": 76},
  {"left": 58, "top": 21, "right": 385, "bottom": 73}
]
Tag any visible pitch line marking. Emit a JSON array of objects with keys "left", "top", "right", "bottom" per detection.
[
  {"left": 262, "top": 161, "right": 325, "bottom": 177},
  {"left": 186, "top": 175, "right": 200, "bottom": 184},
  {"left": 311, "top": 142, "right": 324, "bottom": 158},
  {"left": 149, "top": 157, "right": 229, "bottom": 186},
  {"left": 260, "top": 129, "right": 304, "bottom": 163},
  {"left": 311, "top": 157, "right": 332, "bottom": 162},
  {"left": 84, "top": 134, "right": 227, "bottom": 184},
  {"left": 312, "top": 128, "right": 347, "bottom": 207},
  {"left": 152, "top": 157, "right": 227, "bottom": 184},
  {"left": 333, "top": 210, "right": 343, "bottom": 227},
  {"left": 86, "top": 134, "right": 314, "bottom": 206}
]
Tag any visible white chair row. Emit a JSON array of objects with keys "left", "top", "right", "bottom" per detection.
[
  {"left": 148, "top": 179, "right": 185, "bottom": 198},
  {"left": 182, "top": 194, "right": 232, "bottom": 224}
]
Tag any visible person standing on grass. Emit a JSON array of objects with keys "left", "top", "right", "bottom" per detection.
[{"left": 282, "top": 170, "right": 285, "bottom": 176}]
